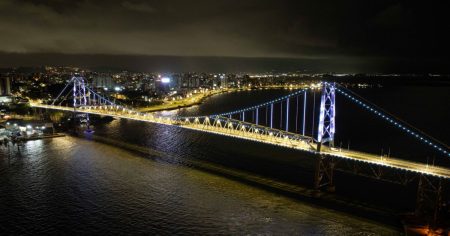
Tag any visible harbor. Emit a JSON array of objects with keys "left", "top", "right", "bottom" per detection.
[{"left": 0, "top": 119, "right": 64, "bottom": 145}]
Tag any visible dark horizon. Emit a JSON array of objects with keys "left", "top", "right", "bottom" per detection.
[
  {"left": 1, "top": 53, "right": 449, "bottom": 74},
  {"left": 0, "top": 1, "right": 449, "bottom": 73}
]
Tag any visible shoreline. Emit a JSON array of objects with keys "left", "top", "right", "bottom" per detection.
[
  {"left": 136, "top": 86, "right": 305, "bottom": 113},
  {"left": 0, "top": 133, "right": 65, "bottom": 145},
  {"left": 137, "top": 88, "right": 234, "bottom": 113}
]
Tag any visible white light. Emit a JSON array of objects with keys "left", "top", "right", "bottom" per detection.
[{"left": 161, "top": 77, "right": 171, "bottom": 83}]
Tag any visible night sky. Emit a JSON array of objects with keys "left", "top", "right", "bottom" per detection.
[{"left": 0, "top": 0, "right": 449, "bottom": 72}]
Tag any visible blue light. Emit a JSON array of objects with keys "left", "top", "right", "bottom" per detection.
[{"left": 336, "top": 87, "right": 449, "bottom": 157}]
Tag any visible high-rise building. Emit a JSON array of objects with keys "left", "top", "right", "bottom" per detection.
[
  {"left": 0, "top": 76, "right": 11, "bottom": 95},
  {"left": 92, "top": 75, "right": 115, "bottom": 90}
]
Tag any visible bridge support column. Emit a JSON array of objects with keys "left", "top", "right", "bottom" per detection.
[
  {"left": 415, "top": 174, "right": 444, "bottom": 226},
  {"left": 316, "top": 142, "right": 322, "bottom": 152},
  {"left": 314, "top": 154, "right": 336, "bottom": 194}
]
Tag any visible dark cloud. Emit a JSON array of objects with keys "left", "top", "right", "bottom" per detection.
[
  {"left": 0, "top": 0, "right": 449, "bottom": 71},
  {"left": 121, "top": 1, "right": 155, "bottom": 13}
]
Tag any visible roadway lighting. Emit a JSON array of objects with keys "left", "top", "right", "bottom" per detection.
[{"left": 26, "top": 125, "right": 32, "bottom": 129}]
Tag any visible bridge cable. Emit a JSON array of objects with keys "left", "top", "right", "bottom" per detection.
[
  {"left": 302, "top": 90, "right": 307, "bottom": 136},
  {"left": 265, "top": 105, "right": 268, "bottom": 126},
  {"left": 58, "top": 89, "right": 73, "bottom": 106},
  {"left": 335, "top": 83, "right": 449, "bottom": 156},
  {"left": 51, "top": 78, "right": 74, "bottom": 105},
  {"left": 295, "top": 95, "right": 299, "bottom": 133},
  {"left": 286, "top": 98, "right": 290, "bottom": 132},
  {"left": 280, "top": 102, "right": 283, "bottom": 129},
  {"left": 270, "top": 103, "right": 274, "bottom": 128},
  {"left": 311, "top": 90, "right": 316, "bottom": 137}
]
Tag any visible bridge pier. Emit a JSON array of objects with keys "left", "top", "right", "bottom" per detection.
[
  {"left": 415, "top": 174, "right": 445, "bottom": 226},
  {"left": 314, "top": 154, "right": 336, "bottom": 194}
]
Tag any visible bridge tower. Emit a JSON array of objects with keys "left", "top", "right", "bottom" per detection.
[
  {"left": 317, "top": 82, "right": 336, "bottom": 151},
  {"left": 314, "top": 82, "right": 336, "bottom": 193},
  {"left": 72, "top": 76, "right": 88, "bottom": 108},
  {"left": 71, "top": 76, "right": 90, "bottom": 130}
]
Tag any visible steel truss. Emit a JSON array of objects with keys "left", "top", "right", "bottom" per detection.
[
  {"left": 334, "top": 157, "right": 417, "bottom": 185},
  {"left": 176, "top": 116, "right": 316, "bottom": 151},
  {"left": 317, "top": 82, "right": 336, "bottom": 148},
  {"left": 313, "top": 155, "right": 448, "bottom": 224},
  {"left": 416, "top": 174, "right": 445, "bottom": 225},
  {"left": 314, "top": 154, "right": 335, "bottom": 192}
]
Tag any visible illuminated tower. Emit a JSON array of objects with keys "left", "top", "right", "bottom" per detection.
[{"left": 317, "top": 82, "right": 336, "bottom": 149}]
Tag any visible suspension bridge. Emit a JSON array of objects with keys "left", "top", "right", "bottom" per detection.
[{"left": 30, "top": 76, "right": 449, "bottom": 218}]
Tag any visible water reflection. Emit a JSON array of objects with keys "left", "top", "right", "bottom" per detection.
[{"left": 0, "top": 136, "right": 399, "bottom": 235}]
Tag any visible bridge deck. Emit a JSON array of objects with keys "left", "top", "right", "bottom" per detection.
[{"left": 31, "top": 104, "right": 450, "bottom": 179}]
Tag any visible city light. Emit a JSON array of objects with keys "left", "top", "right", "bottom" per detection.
[
  {"left": 213, "top": 88, "right": 308, "bottom": 117},
  {"left": 161, "top": 77, "right": 171, "bottom": 83}
]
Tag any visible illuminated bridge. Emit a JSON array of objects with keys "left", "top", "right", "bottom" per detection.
[{"left": 31, "top": 76, "right": 450, "bottom": 218}]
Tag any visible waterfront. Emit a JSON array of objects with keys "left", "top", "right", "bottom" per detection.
[{"left": 1, "top": 85, "right": 449, "bottom": 235}]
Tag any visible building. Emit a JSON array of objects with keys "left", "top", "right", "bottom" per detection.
[
  {"left": 0, "top": 96, "right": 13, "bottom": 106},
  {"left": 0, "top": 77, "right": 11, "bottom": 95},
  {"left": 92, "top": 75, "right": 115, "bottom": 90}
]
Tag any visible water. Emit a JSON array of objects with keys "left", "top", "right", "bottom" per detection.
[
  {"left": 0, "top": 137, "right": 398, "bottom": 235},
  {"left": 1, "top": 85, "right": 448, "bottom": 235}
]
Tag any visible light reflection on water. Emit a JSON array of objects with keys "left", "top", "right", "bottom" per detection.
[{"left": 0, "top": 136, "right": 399, "bottom": 235}]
